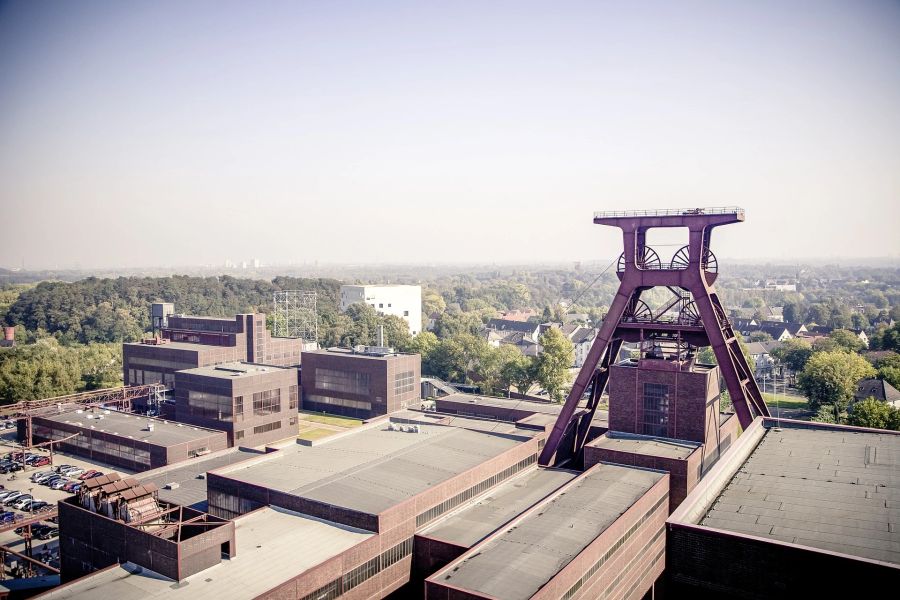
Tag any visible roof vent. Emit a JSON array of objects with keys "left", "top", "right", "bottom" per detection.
[{"left": 164, "top": 482, "right": 180, "bottom": 490}]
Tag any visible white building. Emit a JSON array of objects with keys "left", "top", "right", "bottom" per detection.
[{"left": 340, "top": 284, "right": 422, "bottom": 335}]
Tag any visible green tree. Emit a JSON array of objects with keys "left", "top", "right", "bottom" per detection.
[
  {"left": 848, "top": 397, "right": 898, "bottom": 430},
  {"left": 749, "top": 331, "right": 774, "bottom": 342},
  {"left": 535, "top": 328, "right": 574, "bottom": 402},
  {"left": 342, "top": 303, "right": 381, "bottom": 347},
  {"left": 877, "top": 366, "right": 900, "bottom": 390},
  {"left": 496, "top": 345, "right": 530, "bottom": 395},
  {"left": 407, "top": 331, "right": 438, "bottom": 359},
  {"left": 828, "top": 329, "right": 865, "bottom": 353},
  {"left": 424, "top": 338, "right": 468, "bottom": 382},
  {"left": 771, "top": 338, "right": 813, "bottom": 372},
  {"left": 797, "top": 350, "right": 876, "bottom": 411},
  {"left": 381, "top": 315, "right": 412, "bottom": 350},
  {"left": 783, "top": 302, "right": 798, "bottom": 323}
]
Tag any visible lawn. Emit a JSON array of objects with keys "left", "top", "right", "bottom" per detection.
[
  {"left": 762, "top": 392, "right": 808, "bottom": 410},
  {"left": 298, "top": 411, "right": 364, "bottom": 428},
  {"left": 297, "top": 427, "right": 335, "bottom": 442}
]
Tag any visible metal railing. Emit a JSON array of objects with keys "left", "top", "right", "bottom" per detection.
[{"left": 594, "top": 206, "right": 744, "bottom": 219}]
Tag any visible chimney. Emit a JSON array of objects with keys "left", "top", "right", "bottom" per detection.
[
  {"left": 3, "top": 327, "right": 14, "bottom": 342},
  {"left": 377, "top": 325, "right": 385, "bottom": 347}
]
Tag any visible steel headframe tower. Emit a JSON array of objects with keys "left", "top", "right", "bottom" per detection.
[
  {"left": 272, "top": 290, "right": 318, "bottom": 342},
  {"left": 539, "top": 207, "right": 770, "bottom": 466}
]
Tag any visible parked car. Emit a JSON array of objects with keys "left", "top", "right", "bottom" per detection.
[
  {"left": 77, "top": 469, "right": 99, "bottom": 480},
  {"left": 32, "top": 457, "right": 51, "bottom": 467},
  {"left": 3, "top": 492, "right": 25, "bottom": 505},
  {"left": 43, "top": 476, "right": 67, "bottom": 487},
  {"left": 62, "top": 480, "right": 80, "bottom": 492},
  {"left": 31, "top": 470, "right": 54, "bottom": 482},
  {"left": 60, "top": 467, "right": 84, "bottom": 477},
  {"left": 0, "top": 463, "right": 22, "bottom": 474},
  {"left": 33, "top": 473, "right": 57, "bottom": 484},
  {"left": 30, "top": 501, "right": 50, "bottom": 512},
  {"left": 37, "top": 526, "right": 58, "bottom": 540},
  {"left": 49, "top": 478, "right": 70, "bottom": 490},
  {"left": 54, "top": 464, "right": 76, "bottom": 473},
  {"left": 0, "top": 512, "right": 17, "bottom": 523},
  {"left": 3, "top": 421, "right": 14, "bottom": 429},
  {"left": 0, "top": 491, "right": 18, "bottom": 501},
  {"left": 11, "top": 495, "right": 34, "bottom": 510},
  {"left": 83, "top": 471, "right": 103, "bottom": 479}
]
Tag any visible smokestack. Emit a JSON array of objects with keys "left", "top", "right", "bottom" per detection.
[
  {"left": 3, "top": 327, "right": 14, "bottom": 341},
  {"left": 377, "top": 325, "right": 384, "bottom": 347}
]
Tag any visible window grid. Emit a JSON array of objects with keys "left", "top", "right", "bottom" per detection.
[
  {"left": 642, "top": 383, "right": 670, "bottom": 437},
  {"left": 416, "top": 455, "right": 537, "bottom": 528}
]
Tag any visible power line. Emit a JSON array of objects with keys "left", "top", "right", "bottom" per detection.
[{"left": 567, "top": 256, "right": 618, "bottom": 308}]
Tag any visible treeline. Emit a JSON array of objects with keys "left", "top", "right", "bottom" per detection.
[
  {"left": 4, "top": 276, "right": 343, "bottom": 345},
  {"left": 0, "top": 340, "right": 122, "bottom": 403}
]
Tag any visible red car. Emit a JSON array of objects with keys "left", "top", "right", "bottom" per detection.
[
  {"left": 31, "top": 457, "right": 51, "bottom": 467},
  {"left": 77, "top": 469, "right": 99, "bottom": 480}
]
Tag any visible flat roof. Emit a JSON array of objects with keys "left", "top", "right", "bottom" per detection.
[
  {"left": 422, "top": 467, "right": 578, "bottom": 547},
  {"left": 390, "top": 410, "right": 537, "bottom": 436},
  {"left": 589, "top": 432, "right": 699, "bottom": 460},
  {"left": 433, "top": 463, "right": 663, "bottom": 599},
  {"left": 36, "top": 506, "right": 373, "bottom": 600},
  {"left": 701, "top": 426, "right": 900, "bottom": 565},
  {"left": 303, "top": 347, "right": 414, "bottom": 360},
  {"left": 177, "top": 362, "right": 295, "bottom": 380},
  {"left": 138, "top": 448, "right": 264, "bottom": 510},
  {"left": 438, "top": 394, "right": 563, "bottom": 415},
  {"left": 42, "top": 410, "right": 223, "bottom": 447},
  {"left": 217, "top": 424, "right": 529, "bottom": 515},
  {"left": 122, "top": 340, "right": 223, "bottom": 352}
]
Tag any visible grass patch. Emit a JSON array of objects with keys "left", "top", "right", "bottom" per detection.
[
  {"left": 762, "top": 392, "right": 808, "bottom": 410},
  {"left": 298, "top": 412, "right": 363, "bottom": 428},
  {"left": 297, "top": 428, "right": 335, "bottom": 441}
]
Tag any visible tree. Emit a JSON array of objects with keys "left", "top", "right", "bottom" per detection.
[
  {"left": 535, "top": 328, "right": 574, "bottom": 402},
  {"left": 870, "top": 323, "right": 900, "bottom": 352},
  {"left": 878, "top": 366, "right": 900, "bottom": 390},
  {"left": 381, "top": 315, "right": 412, "bottom": 351},
  {"left": 783, "top": 302, "right": 798, "bottom": 324},
  {"left": 797, "top": 351, "right": 876, "bottom": 411},
  {"left": 749, "top": 331, "right": 774, "bottom": 342},
  {"left": 497, "top": 345, "right": 532, "bottom": 395},
  {"left": 828, "top": 329, "right": 865, "bottom": 353},
  {"left": 848, "top": 397, "right": 899, "bottom": 430},
  {"left": 771, "top": 338, "right": 813, "bottom": 373},
  {"left": 406, "top": 331, "right": 438, "bottom": 359},
  {"left": 424, "top": 338, "right": 467, "bottom": 382},
  {"left": 342, "top": 303, "right": 382, "bottom": 347}
]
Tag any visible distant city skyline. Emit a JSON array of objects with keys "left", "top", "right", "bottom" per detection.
[{"left": 2, "top": 1, "right": 899, "bottom": 270}]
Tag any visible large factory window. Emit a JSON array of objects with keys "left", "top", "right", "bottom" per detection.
[
  {"left": 252, "top": 388, "right": 281, "bottom": 416},
  {"left": 187, "top": 391, "right": 234, "bottom": 421},
  {"left": 289, "top": 385, "right": 299, "bottom": 410},
  {"left": 253, "top": 421, "right": 282, "bottom": 435},
  {"left": 305, "top": 394, "right": 372, "bottom": 411},
  {"left": 393, "top": 371, "right": 415, "bottom": 395},
  {"left": 316, "top": 368, "right": 371, "bottom": 396},
  {"left": 642, "top": 383, "right": 670, "bottom": 437}
]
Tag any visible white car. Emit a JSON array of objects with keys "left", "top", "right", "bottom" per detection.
[{"left": 11, "top": 495, "right": 33, "bottom": 510}]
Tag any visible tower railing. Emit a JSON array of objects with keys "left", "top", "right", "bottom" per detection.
[{"left": 594, "top": 206, "right": 744, "bottom": 219}]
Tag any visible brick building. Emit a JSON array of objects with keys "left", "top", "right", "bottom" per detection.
[
  {"left": 28, "top": 409, "right": 228, "bottom": 471},
  {"left": 174, "top": 362, "right": 300, "bottom": 448},
  {"left": 123, "top": 307, "right": 310, "bottom": 391},
  {"left": 300, "top": 347, "right": 421, "bottom": 419}
]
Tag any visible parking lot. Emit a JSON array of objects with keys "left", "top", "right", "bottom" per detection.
[{"left": 0, "top": 428, "right": 135, "bottom": 574}]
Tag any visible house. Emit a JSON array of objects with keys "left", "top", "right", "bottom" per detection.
[
  {"left": 745, "top": 341, "right": 782, "bottom": 378},
  {"left": 498, "top": 309, "right": 537, "bottom": 322},
  {"left": 485, "top": 318, "right": 542, "bottom": 341},
  {"left": 854, "top": 378, "right": 900, "bottom": 408},
  {"left": 804, "top": 325, "right": 869, "bottom": 348}
]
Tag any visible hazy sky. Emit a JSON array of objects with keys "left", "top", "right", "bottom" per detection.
[{"left": 1, "top": 0, "right": 898, "bottom": 269}]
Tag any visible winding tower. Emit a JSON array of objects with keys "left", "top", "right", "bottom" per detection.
[{"left": 539, "top": 207, "right": 770, "bottom": 466}]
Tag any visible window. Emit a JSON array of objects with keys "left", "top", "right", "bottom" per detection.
[
  {"left": 252, "top": 388, "right": 281, "bottom": 416},
  {"left": 394, "top": 371, "right": 415, "bottom": 395},
  {"left": 403, "top": 310, "right": 409, "bottom": 316},
  {"left": 234, "top": 396, "right": 244, "bottom": 419},
  {"left": 253, "top": 421, "right": 282, "bottom": 435},
  {"left": 306, "top": 394, "right": 372, "bottom": 411},
  {"left": 235, "top": 430, "right": 244, "bottom": 440},
  {"left": 316, "top": 368, "right": 370, "bottom": 395},
  {"left": 379, "top": 303, "right": 383, "bottom": 308},
  {"left": 186, "top": 390, "right": 233, "bottom": 421},
  {"left": 642, "top": 383, "right": 670, "bottom": 436},
  {"left": 289, "top": 385, "right": 298, "bottom": 410}
]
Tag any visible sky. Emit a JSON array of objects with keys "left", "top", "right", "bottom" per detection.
[{"left": 1, "top": 0, "right": 899, "bottom": 269}]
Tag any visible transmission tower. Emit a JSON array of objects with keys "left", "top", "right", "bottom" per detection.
[{"left": 272, "top": 290, "right": 318, "bottom": 342}]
